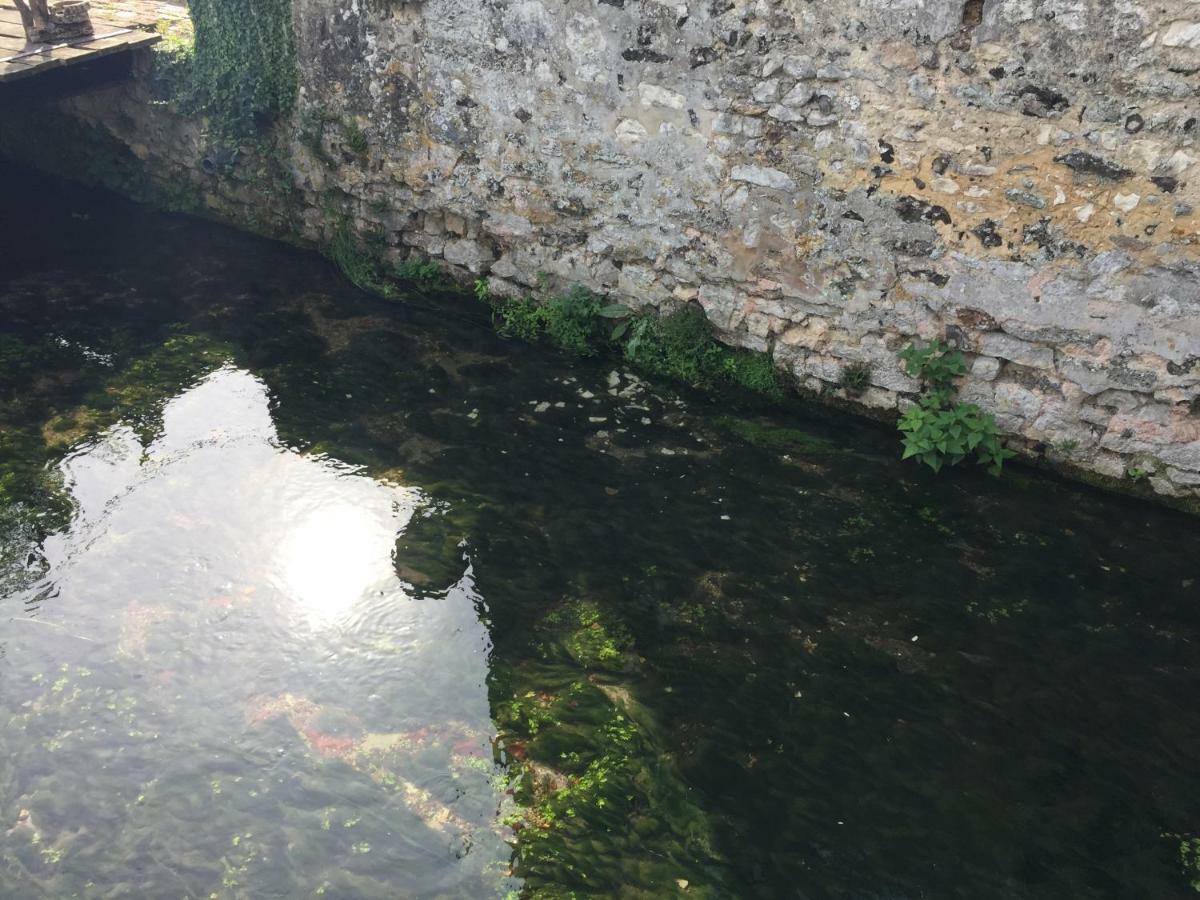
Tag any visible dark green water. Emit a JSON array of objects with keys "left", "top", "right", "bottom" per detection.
[{"left": 1, "top": 162, "right": 1199, "bottom": 899}]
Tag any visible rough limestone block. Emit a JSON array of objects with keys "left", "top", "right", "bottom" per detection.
[{"left": 978, "top": 333, "right": 1055, "bottom": 370}]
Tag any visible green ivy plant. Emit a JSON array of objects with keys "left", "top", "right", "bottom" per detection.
[
  {"left": 154, "top": 0, "right": 298, "bottom": 144},
  {"left": 897, "top": 339, "right": 1014, "bottom": 476}
]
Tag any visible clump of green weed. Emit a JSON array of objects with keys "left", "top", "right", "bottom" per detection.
[
  {"left": 492, "top": 296, "right": 547, "bottom": 342},
  {"left": 541, "top": 286, "right": 604, "bottom": 355},
  {"left": 327, "top": 225, "right": 396, "bottom": 298},
  {"left": 623, "top": 304, "right": 720, "bottom": 383},
  {"left": 722, "top": 349, "right": 783, "bottom": 397},
  {"left": 394, "top": 258, "right": 443, "bottom": 286},
  {"left": 342, "top": 120, "right": 369, "bottom": 156},
  {"left": 489, "top": 286, "right": 605, "bottom": 355},
  {"left": 481, "top": 286, "right": 783, "bottom": 395},
  {"left": 621, "top": 305, "right": 782, "bottom": 396},
  {"left": 897, "top": 339, "right": 1013, "bottom": 476},
  {"left": 839, "top": 361, "right": 872, "bottom": 394}
]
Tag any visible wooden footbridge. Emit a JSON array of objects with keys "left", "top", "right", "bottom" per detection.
[{"left": 0, "top": 1, "right": 183, "bottom": 84}]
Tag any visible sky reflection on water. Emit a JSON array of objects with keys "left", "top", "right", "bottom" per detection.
[{"left": 4, "top": 365, "right": 516, "bottom": 898}]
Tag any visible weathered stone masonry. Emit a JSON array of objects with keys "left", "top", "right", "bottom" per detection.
[{"left": 5, "top": 0, "right": 1200, "bottom": 503}]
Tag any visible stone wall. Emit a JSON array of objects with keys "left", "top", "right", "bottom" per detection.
[{"left": 5, "top": 0, "right": 1200, "bottom": 503}]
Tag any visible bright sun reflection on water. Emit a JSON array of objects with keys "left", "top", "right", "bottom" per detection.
[{"left": 275, "top": 501, "right": 405, "bottom": 624}]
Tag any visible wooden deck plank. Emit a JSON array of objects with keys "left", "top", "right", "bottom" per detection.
[
  {"left": 1, "top": 30, "right": 130, "bottom": 60},
  {"left": 0, "top": 32, "right": 160, "bottom": 81},
  {"left": 0, "top": 0, "right": 166, "bottom": 83},
  {"left": 7, "top": 43, "right": 96, "bottom": 63},
  {"left": 0, "top": 57, "right": 47, "bottom": 80},
  {"left": 0, "top": 53, "right": 37, "bottom": 69}
]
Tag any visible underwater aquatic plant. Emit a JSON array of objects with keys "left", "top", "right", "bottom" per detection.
[{"left": 537, "top": 597, "right": 631, "bottom": 670}]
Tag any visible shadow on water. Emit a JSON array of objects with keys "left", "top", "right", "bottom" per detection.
[{"left": 1, "top": 161, "right": 1199, "bottom": 898}]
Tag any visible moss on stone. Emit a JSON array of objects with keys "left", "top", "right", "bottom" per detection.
[{"left": 393, "top": 502, "right": 473, "bottom": 596}]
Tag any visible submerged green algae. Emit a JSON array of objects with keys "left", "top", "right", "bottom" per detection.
[
  {"left": 96, "top": 334, "right": 237, "bottom": 438},
  {"left": 393, "top": 500, "right": 477, "bottom": 596},
  {"left": 493, "top": 666, "right": 729, "bottom": 897},
  {"left": 716, "top": 414, "right": 839, "bottom": 456},
  {"left": 536, "top": 598, "right": 633, "bottom": 672}
]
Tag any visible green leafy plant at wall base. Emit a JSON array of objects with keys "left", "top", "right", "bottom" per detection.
[
  {"left": 897, "top": 339, "right": 1014, "bottom": 476},
  {"left": 543, "top": 286, "right": 604, "bottom": 356},
  {"left": 493, "top": 296, "right": 547, "bottom": 342},
  {"left": 327, "top": 224, "right": 397, "bottom": 299},
  {"left": 898, "top": 400, "right": 1010, "bottom": 475},
  {"left": 487, "top": 290, "right": 783, "bottom": 397},
  {"left": 394, "top": 258, "right": 443, "bottom": 285}
]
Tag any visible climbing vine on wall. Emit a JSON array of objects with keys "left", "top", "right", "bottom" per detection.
[{"left": 165, "top": 0, "right": 298, "bottom": 142}]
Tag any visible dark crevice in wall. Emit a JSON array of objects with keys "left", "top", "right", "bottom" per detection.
[{"left": 962, "top": 0, "right": 984, "bottom": 30}]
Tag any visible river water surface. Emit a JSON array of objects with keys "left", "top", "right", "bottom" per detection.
[{"left": 1, "top": 164, "right": 1199, "bottom": 899}]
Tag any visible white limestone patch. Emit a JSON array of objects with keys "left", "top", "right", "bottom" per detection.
[
  {"left": 729, "top": 165, "right": 795, "bottom": 191},
  {"left": 638, "top": 83, "right": 686, "bottom": 109},
  {"left": 1162, "top": 21, "right": 1200, "bottom": 48}
]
